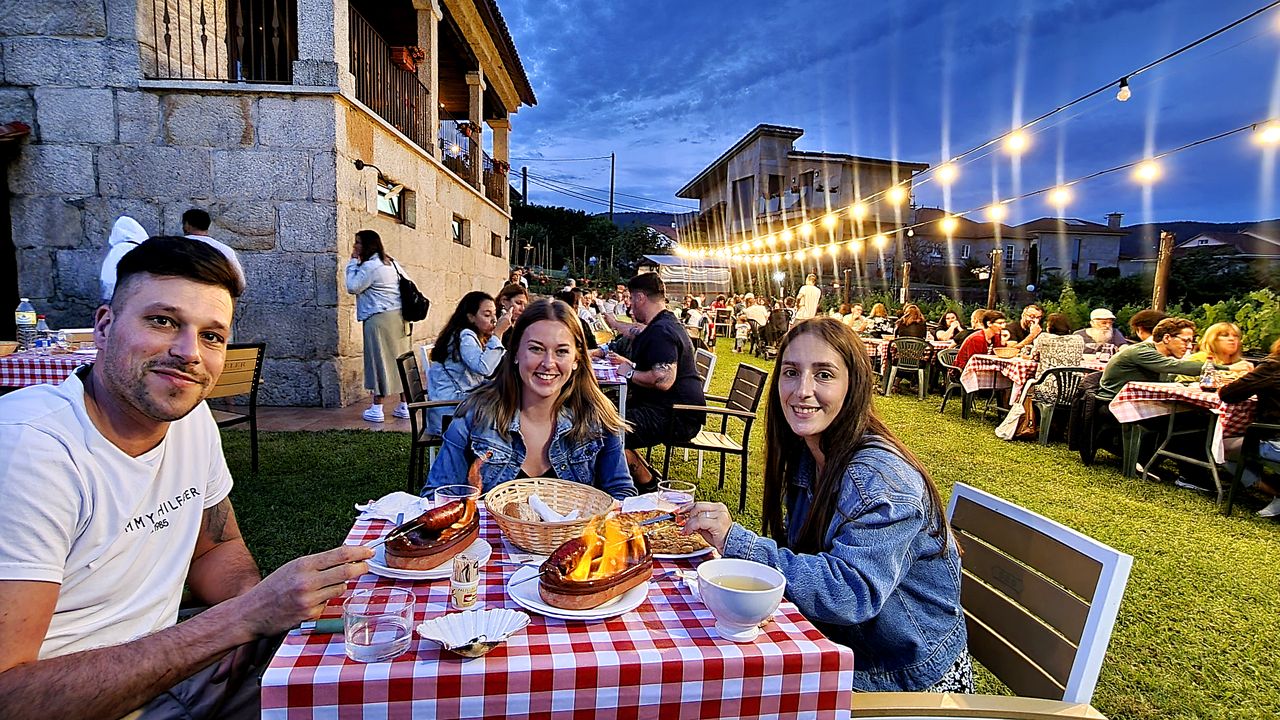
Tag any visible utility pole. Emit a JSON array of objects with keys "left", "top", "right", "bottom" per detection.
[
  {"left": 608, "top": 152, "right": 616, "bottom": 224},
  {"left": 986, "top": 249, "right": 1001, "bottom": 309},
  {"left": 521, "top": 166, "right": 528, "bottom": 206},
  {"left": 1152, "top": 230, "right": 1175, "bottom": 312}
]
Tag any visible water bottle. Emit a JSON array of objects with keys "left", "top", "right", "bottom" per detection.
[
  {"left": 1198, "top": 360, "right": 1217, "bottom": 393},
  {"left": 55, "top": 329, "right": 68, "bottom": 352},
  {"left": 15, "top": 298, "right": 36, "bottom": 351},
  {"left": 34, "top": 315, "right": 51, "bottom": 356}
]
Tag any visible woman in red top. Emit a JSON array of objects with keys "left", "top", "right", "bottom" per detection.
[{"left": 954, "top": 310, "right": 1006, "bottom": 371}]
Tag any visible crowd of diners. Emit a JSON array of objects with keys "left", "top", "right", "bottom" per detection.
[{"left": 2, "top": 229, "right": 1276, "bottom": 717}]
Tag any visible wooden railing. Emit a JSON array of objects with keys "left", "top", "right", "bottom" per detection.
[
  {"left": 141, "top": 0, "right": 295, "bottom": 82},
  {"left": 349, "top": 6, "right": 433, "bottom": 155}
]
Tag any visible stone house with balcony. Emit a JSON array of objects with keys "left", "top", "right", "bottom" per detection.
[{"left": 0, "top": 0, "right": 535, "bottom": 406}]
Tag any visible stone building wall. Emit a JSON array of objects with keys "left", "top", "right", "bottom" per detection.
[{"left": 2, "top": 0, "right": 512, "bottom": 407}]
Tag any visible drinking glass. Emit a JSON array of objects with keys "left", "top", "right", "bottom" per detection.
[
  {"left": 656, "top": 479, "right": 697, "bottom": 511},
  {"left": 431, "top": 484, "right": 481, "bottom": 509},
  {"left": 343, "top": 587, "right": 416, "bottom": 662}
]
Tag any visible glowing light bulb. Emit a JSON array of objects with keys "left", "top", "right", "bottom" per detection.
[
  {"left": 1003, "top": 130, "right": 1029, "bottom": 155},
  {"left": 449, "top": 142, "right": 463, "bottom": 156},
  {"left": 827, "top": 243, "right": 839, "bottom": 256},
  {"left": 780, "top": 228, "right": 794, "bottom": 244},
  {"left": 1116, "top": 77, "right": 1131, "bottom": 102},
  {"left": 1254, "top": 120, "right": 1280, "bottom": 146},
  {"left": 1048, "top": 186, "right": 1073, "bottom": 208},
  {"left": 849, "top": 202, "right": 869, "bottom": 220},
  {"left": 985, "top": 203, "right": 1008, "bottom": 222},
  {"left": 935, "top": 163, "right": 958, "bottom": 185},
  {"left": 810, "top": 247, "right": 823, "bottom": 259},
  {"left": 674, "top": 245, "right": 686, "bottom": 257},
  {"left": 848, "top": 240, "right": 862, "bottom": 254},
  {"left": 1133, "top": 159, "right": 1162, "bottom": 184},
  {"left": 799, "top": 222, "right": 815, "bottom": 238},
  {"left": 752, "top": 238, "right": 763, "bottom": 250},
  {"left": 765, "top": 234, "right": 777, "bottom": 248},
  {"left": 872, "top": 234, "right": 888, "bottom": 250},
  {"left": 885, "top": 186, "right": 908, "bottom": 205},
  {"left": 939, "top": 216, "right": 959, "bottom": 235},
  {"left": 821, "top": 214, "right": 839, "bottom": 230}
]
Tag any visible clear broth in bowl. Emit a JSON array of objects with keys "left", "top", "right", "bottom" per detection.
[{"left": 710, "top": 575, "right": 776, "bottom": 592}]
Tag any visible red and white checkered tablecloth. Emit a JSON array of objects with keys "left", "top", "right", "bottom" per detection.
[
  {"left": 1081, "top": 355, "right": 1108, "bottom": 372},
  {"left": 0, "top": 350, "right": 94, "bottom": 388},
  {"left": 959, "top": 354, "right": 1039, "bottom": 394},
  {"left": 591, "top": 360, "right": 625, "bottom": 386},
  {"left": 261, "top": 509, "right": 855, "bottom": 719},
  {"left": 862, "top": 338, "right": 952, "bottom": 363},
  {"left": 1109, "top": 381, "right": 1256, "bottom": 435}
]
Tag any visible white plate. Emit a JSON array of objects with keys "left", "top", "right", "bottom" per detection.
[
  {"left": 653, "top": 546, "right": 714, "bottom": 560},
  {"left": 506, "top": 565, "right": 650, "bottom": 621},
  {"left": 367, "top": 537, "right": 492, "bottom": 581},
  {"left": 71, "top": 348, "right": 98, "bottom": 355}
]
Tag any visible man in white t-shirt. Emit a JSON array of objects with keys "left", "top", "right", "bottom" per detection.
[
  {"left": 795, "top": 273, "right": 821, "bottom": 321},
  {"left": 0, "top": 237, "right": 371, "bottom": 719}
]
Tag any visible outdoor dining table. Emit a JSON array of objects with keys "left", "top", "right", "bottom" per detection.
[
  {"left": 1108, "top": 382, "right": 1258, "bottom": 500},
  {"left": 863, "top": 338, "right": 953, "bottom": 393},
  {"left": 592, "top": 359, "right": 627, "bottom": 416},
  {"left": 261, "top": 508, "right": 856, "bottom": 719},
  {"left": 0, "top": 349, "right": 96, "bottom": 389}
]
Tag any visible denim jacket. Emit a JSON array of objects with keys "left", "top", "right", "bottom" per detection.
[
  {"left": 426, "top": 329, "right": 504, "bottom": 435},
  {"left": 722, "top": 437, "right": 967, "bottom": 692},
  {"left": 423, "top": 407, "right": 636, "bottom": 499}
]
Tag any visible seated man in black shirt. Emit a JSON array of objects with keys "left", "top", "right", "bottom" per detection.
[{"left": 604, "top": 272, "right": 707, "bottom": 488}]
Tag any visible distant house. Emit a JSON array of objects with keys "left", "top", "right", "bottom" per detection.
[
  {"left": 674, "top": 124, "right": 928, "bottom": 250},
  {"left": 1119, "top": 220, "right": 1280, "bottom": 276},
  {"left": 0, "top": 0, "right": 536, "bottom": 406},
  {"left": 910, "top": 208, "right": 1126, "bottom": 294}
]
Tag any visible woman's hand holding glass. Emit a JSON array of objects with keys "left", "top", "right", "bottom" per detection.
[{"left": 680, "top": 501, "right": 733, "bottom": 554}]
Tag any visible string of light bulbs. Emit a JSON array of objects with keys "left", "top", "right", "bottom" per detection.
[
  {"left": 674, "top": 1, "right": 1280, "bottom": 255},
  {"left": 676, "top": 117, "right": 1280, "bottom": 264}
]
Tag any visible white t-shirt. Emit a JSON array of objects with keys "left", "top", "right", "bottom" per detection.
[
  {"left": 795, "top": 284, "right": 821, "bottom": 319},
  {"left": 0, "top": 369, "right": 233, "bottom": 659},
  {"left": 743, "top": 304, "right": 770, "bottom": 326}
]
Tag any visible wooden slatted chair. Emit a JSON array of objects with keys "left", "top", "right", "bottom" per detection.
[
  {"left": 661, "top": 363, "right": 768, "bottom": 513},
  {"left": 713, "top": 307, "right": 733, "bottom": 346},
  {"left": 207, "top": 342, "right": 265, "bottom": 474},
  {"left": 396, "top": 350, "right": 459, "bottom": 493},
  {"left": 685, "top": 348, "right": 719, "bottom": 476},
  {"left": 853, "top": 483, "right": 1131, "bottom": 718}
]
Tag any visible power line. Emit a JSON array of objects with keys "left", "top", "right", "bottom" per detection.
[
  {"left": 510, "top": 155, "right": 613, "bottom": 162},
  {"left": 525, "top": 170, "right": 697, "bottom": 210},
  {"left": 525, "top": 176, "right": 671, "bottom": 214}
]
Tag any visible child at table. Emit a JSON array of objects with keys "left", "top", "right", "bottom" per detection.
[
  {"left": 1219, "top": 336, "right": 1280, "bottom": 517},
  {"left": 681, "top": 318, "right": 971, "bottom": 692}
]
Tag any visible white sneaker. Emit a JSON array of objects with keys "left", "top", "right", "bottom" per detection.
[
  {"left": 1257, "top": 498, "right": 1280, "bottom": 518},
  {"left": 362, "top": 405, "right": 385, "bottom": 423},
  {"left": 392, "top": 402, "right": 410, "bottom": 419}
]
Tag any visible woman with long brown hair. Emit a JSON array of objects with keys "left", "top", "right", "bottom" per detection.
[
  {"left": 345, "top": 229, "right": 410, "bottom": 423},
  {"left": 893, "top": 303, "right": 928, "bottom": 339},
  {"left": 424, "top": 299, "right": 634, "bottom": 498},
  {"left": 683, "top": 318, "right": 970, "bottom": 692}
]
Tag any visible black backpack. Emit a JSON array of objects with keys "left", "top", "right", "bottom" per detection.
[{"left": 392, "top": 261, "right": 430, "bottom": 323}]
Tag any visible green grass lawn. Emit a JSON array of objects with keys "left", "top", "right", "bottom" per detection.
[{"left": 222, "top": 344, "right": 1280, "bottom": 719}]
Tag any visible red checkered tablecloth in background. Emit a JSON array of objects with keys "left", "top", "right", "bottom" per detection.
[
  {"left": 862, "top": 338, "right": 952, "bottom": 363},
  {"left": 959, "top": 354, "right": 1039, "bottom": 394},
  {"left": 0, "top": 350, "right": 93, "bottom": 388},
  {"left": 1109, "top": 381, "right": 1257, "bottom": 437},
  {"left": 591, "top": 360, "right": 625, "bottom": 386},
  {"left": 261, "top": 509, "right": 855, "bottom": 719}
]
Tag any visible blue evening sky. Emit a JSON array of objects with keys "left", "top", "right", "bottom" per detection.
[{"left": 501, "top": 0, "right": 1280, "bottom": 225}]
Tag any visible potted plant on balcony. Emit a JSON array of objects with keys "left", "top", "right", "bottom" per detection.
[
  {"left": 458, "top": 121, "right": 478, "bottom": 139},
  {"left": 390, "top": 45, "right": 426, "bottom": 72}
]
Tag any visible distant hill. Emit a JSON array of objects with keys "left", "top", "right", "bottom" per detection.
[{"left": 1119, "top": 218, "right": 1280, "bottom": 259}]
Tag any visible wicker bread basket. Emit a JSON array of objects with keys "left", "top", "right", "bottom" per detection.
[
  {"left": 485, "top": 478, "right": 615, "bottom": 554},
  {"left": 993, "top": 346, "right": 1020, "bottom": 359}
]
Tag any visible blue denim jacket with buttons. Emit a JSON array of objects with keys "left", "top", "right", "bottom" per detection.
[
  {"left": 722, "top": 436, "right": 967, "bottom": 692},
  {"left": 423, "top": 406, "right": 636, "bottom": 500}
]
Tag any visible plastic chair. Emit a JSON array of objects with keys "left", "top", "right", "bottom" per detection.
[
  {"left": 1024, "top": 367, "right": 1091, "bottom": 446},
  {"left": 885, "top": 338, "right": 929, "bottom": 400},
  {"left": 1226, "top": 422, "right": 1280, "bottom": 516},
  {"left": 207, "top": 342, "right": 266, "bottom": 474},
  {"left": 935, "top": 348, "right": 969, "bottom": 418},
  {"left": 854, "top": 484, "right": 1132, "bottom": 717}
]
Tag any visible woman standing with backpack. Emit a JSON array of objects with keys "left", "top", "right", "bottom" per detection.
[{"left": 346, "top": 229, "right": 410, "bottom": 423}]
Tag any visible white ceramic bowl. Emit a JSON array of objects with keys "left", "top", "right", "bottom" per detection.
[{"left": 696, "top": 558, "right": 786, "bottom": 642}]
